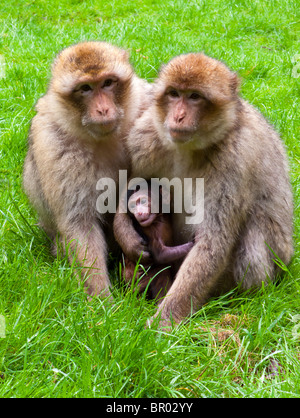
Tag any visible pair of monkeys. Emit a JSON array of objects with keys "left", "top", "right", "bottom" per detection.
[{"left": 23, "top": 41, "right": 293, "bottom": 329}]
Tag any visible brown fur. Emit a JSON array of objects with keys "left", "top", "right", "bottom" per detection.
[
  {"left": 119, "top": 187, "right": 193, "bottom": 301},
  {"left": 23, "top": 41, "right": 152, "bottom": 297},
  {"left": 114, "top": 53, "right": 294, "bottom": 328},
  {"left": 122, "top": 215, "right": 174, "bottom": 302}
]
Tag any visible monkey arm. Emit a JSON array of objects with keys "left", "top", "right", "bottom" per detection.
[
  {"left": 151, "top": 237, "right": 231, "bottom": 328},
  {"left": 58, "top": 221, "right": 112, "bottom": 298},
  {"left": 151, "top": 180, "right": 247, "bottom": 328},
  {"left": 113, "top": 207, "right": 152, "bottom": 263},
  {"left": 150, "top": 240, "right": 194, "bottom": 265}
]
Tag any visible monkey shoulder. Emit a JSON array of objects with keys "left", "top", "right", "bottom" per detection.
[
  {"left": 127, "top": 108, "right": 158, "bottom": 147},
  {"left": 124, "top": 77, "right": 153, "bottom": 132},
  {"left": 126, "top": 107, "right": 173, "bottom": 177},
  {"left": 205, "top": 100, "right": 292, "bottom": 215},
  {"left": 210, "top": 100, "right": 281, "bottom": 170},
  {"left": 239, "top": 100, "right": 282, "bottom": 147},
  {"left": 131, "top": 77, "right": 153, "bottom": 111}
]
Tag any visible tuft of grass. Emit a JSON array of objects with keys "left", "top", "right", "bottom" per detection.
[{"left": 0, "top": 0, "right": 299, "bottom": 398}]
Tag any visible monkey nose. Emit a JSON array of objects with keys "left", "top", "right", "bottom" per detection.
[
  {"left": 97, "top": 108, "right": 109, "bottom": 116},
  {"left": 176, "top": 114, "right": 185, "bottom": 123},
  {"left": 138, "top": 212, "right": 148, "bottom": 219}
]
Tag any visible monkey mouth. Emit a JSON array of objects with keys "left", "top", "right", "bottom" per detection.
[
  {"left": 85, "top": 120, "right": 118, "bottom": 137},
  {"left": 100, "top": 124, "right": 118, "bottom": 135},
  {"left": 137, "top": 213, "right": 156, "bottom": 227},
  {"left": 98, "top": 118, "right": 119, "bottom": 131},
  {"left": 139, "top": 218, "right": 154, "bottom": 227},
  {"left": 169, "top": 128, "right": 194, "bottom": 143}
]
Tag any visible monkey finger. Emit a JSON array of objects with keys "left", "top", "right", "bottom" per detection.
[{"left": 138, "top": 249, "right": 153, "bottom": 264}]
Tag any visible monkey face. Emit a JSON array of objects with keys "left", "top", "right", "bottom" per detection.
[
  {"left": 72, "top": 76, "right": 125, "bottom": 138},
  {"left": 162, "top": 88, "right": 208, "bottom": 144},
  {"left": 128, "top": 193, "right": 157, "bottom": 227},
  {"left": 50, "top": 41, "right": 133, "bottom": 141},
  {"left": 155, "top": 53, "right": 240, "bottom": 149}
]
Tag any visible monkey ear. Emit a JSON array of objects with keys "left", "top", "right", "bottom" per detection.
[
  {"left": 230, "top": 73, "right": 241, "bottom": 94},
  {"left": 205, "top": 72, "right": 241, "bottom": 104},
  {"left": 158, "top": 63, "right": 167, "bottom": 74},
  {"left": 121, "top": 49, "right": 130, "bottom": 61}
]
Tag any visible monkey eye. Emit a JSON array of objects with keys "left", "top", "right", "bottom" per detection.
[
  {"left": 190, "top": 92, "right": 202, "bottom": 100},
  {"left": 168, "top": 89, "right": 180, "bottom": 98},
  {"left": 80, "top": 84, "right": 93, "bottom": 92},
  {"left": 140, "top": 198, "right": 148, "bottom": 206},
  {"left": 129, "top": 202, "right": 136, "bottom": 211},
  {"left": 102, "top": 79, "right": 114, "bottom": 88}
]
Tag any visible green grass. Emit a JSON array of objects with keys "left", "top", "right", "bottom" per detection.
[{"left": 0, "top": 0, "right": 300, "bottom": 398}]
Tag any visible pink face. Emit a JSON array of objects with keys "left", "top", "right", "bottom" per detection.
[
  {"left": 71, "top": 75, "right": 122, "bottom": 137},
  {"left": 163, "top": 88, "right": 208, "bottom": 143},
  {"left": 128, "top": 193, "right": 157, "bottom": 227}
]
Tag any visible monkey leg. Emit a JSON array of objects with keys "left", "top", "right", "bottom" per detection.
[
  {"left": 122, "top": 257, "right": 138, "bottom": 284},
  {"left": 232, "top": 213, "right": 293, "bottom": 290},
  {"left": 122, "top": 257, "right": 152, "bottom": 294},
  {"left": 60, "top": 223, "right": 112, "bottom": 298},
  {"left": 151, "top": 241, "right": 194, "bottom": 265},
  {"left": 149, "top": 268, "right": 173, "bottom": 302},
  {"left": 150, "top": 242, "right": 229, "bottom": 329},
  {"left": 23, "top": 151, "right": 56, "bottom": 239},
  {"left": 122, "top": 258, "right": 173, "bottom": 302},
  {"left": 122, "top": 258, "right": 149, "bottom": 292}
]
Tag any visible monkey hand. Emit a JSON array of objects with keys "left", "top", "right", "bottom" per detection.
[{"left": 125, "top": 235, "right": 152, "bottom": 264}]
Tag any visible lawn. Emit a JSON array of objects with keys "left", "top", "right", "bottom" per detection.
[{"left": 0, "top": 0, "right": 299, "bottom": 398}]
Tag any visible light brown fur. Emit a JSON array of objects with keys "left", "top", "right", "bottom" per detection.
[
  {"left": 23, "top": 41, "right": 152, "bottom": 297},
  {"left": 114, "top": 53, "right": 294, "bottom": 328}
]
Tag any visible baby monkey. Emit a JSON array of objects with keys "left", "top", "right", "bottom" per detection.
[{"left": 120, "top": 181, "right": 193, "bottom": 301}]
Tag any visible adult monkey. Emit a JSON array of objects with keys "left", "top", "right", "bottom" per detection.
[
  {"left": 113, "top": 53, "right": 293, "bottom": 328},
  {"left": 23, "top": 41, "right": 152, "bottom": 297}
]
